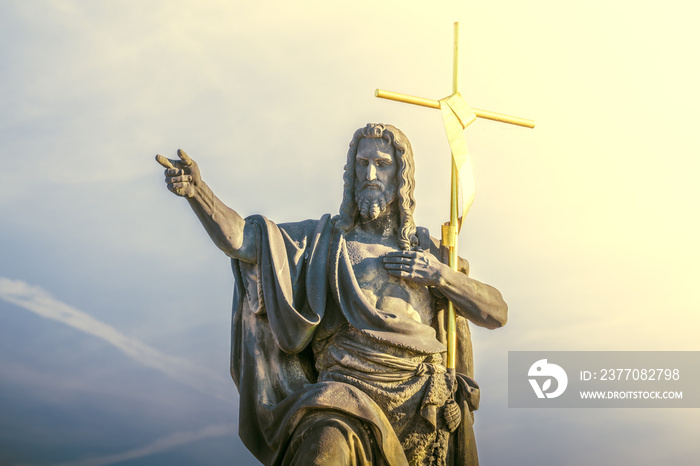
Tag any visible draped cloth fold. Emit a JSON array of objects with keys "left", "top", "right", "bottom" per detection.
[{"left": 439, "top": 92, "right": 477, "bottom": 231}]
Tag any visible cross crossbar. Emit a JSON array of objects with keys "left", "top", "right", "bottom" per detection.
[{"left": 375, "top": 89, "right": 535, "bottom": 128}]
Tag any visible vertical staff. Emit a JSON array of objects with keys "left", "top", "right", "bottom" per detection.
[{"left": 445, "top": 22, "right": 460, "bottom": 373}]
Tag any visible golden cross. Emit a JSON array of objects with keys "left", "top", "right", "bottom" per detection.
[{"left": 375, "top": 22, "right": 534, "bottom": 372}]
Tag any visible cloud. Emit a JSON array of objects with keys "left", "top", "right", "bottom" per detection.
[
  {"left": 53, "top": 423, "right": 237, "bottom": 466},
  {"left": 0, "top": 277, "right": 232, "bottom": 404}
]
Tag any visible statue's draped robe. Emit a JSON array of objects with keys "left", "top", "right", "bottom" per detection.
[{"left": 230, "top": 215, "right": 480, "bottom": 465}]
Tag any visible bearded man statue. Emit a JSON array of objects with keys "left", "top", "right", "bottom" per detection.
[{"left": 156, "top": 123, "right": 508, "bottom": 465}]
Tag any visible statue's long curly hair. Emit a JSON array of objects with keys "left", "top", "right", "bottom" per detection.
[{"left": 337, "top": 123, "right": 418, "bottom": 250}]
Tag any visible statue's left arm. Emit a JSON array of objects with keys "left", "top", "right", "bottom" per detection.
[{"left": 383, "top": 250, "right": 508, "bottom": 329}]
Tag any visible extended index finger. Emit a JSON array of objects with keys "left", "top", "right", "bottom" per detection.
[{"left": 155, "top": 154, "right": 176, "bottom": 169}]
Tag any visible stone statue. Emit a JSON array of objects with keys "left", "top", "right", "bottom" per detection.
[{"left": 156, "top": 123, "right": 507, "bottom": 465}]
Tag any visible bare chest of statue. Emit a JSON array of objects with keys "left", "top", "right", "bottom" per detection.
[{"left": 344, "top": 235, "right": 434, "bottom": 325}]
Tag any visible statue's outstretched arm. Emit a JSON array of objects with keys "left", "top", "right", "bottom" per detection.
[
  {"left": 383, "top": 250, "right": 507, "bottom": 329},
  {"left": 156, "top": 150, "right": 257, "bottom": 263}
]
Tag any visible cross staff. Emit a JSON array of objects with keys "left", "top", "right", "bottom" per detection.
[{"left": 375, "top": 22, "right": 534, "bottom": 373}]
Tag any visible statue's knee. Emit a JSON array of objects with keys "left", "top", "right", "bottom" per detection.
[
  {"left": 308, "top": 419, "right": 353, "bottom": 460},
  {"left": 285, "top": 412, "right": 372, "bottom": 466}
]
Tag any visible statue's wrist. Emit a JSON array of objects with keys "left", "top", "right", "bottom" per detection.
[
  {"left": 436, "top": 266, "right": 458, "bottom": 289},
  {"left": 188, "top": 180, "right": 208, "bottom": 200}
]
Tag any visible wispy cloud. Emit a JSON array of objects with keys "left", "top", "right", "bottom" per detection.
[
  {"left": 53, "top": 423, "right": 237, "bottom": 466},
  {"left": 0, "top": 277, "right": 233, "bottom": 404}
]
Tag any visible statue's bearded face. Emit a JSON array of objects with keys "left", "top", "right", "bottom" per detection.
[{"left": 354, "top": 137, "right": 398, "bottom": 221}]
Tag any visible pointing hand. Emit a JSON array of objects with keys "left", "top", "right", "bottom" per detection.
[{"left": 155, "top": 149, "right": 201, "bottom": 198}]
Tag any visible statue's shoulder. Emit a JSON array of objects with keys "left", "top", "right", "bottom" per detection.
[
  {"left": 247, "top": 214, "right": 332, "bottom": 236},
  {"left": 274, "top": 214, "right": 334, "bottom": 250},
  {"left": 242, "top": 214, "right": 333, "bottom": 254},
  {"left": 278, "top": 214, "right": 333, "bottom": 234}
]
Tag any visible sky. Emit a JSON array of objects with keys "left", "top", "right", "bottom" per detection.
[{"left": 1, "top": 0, "right": 699, "bottom": 464}]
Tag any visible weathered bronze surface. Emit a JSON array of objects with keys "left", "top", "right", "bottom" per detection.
[{"left": 156, "top": 123, "right": 507, "bottom": 465}]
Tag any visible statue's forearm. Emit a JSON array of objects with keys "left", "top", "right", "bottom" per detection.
[
  {"left": 436, "top": 268, "right": 508, "bottom": 329},
  {"left": 187, "top": 182, "right": 257, "bottom": 263}
]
